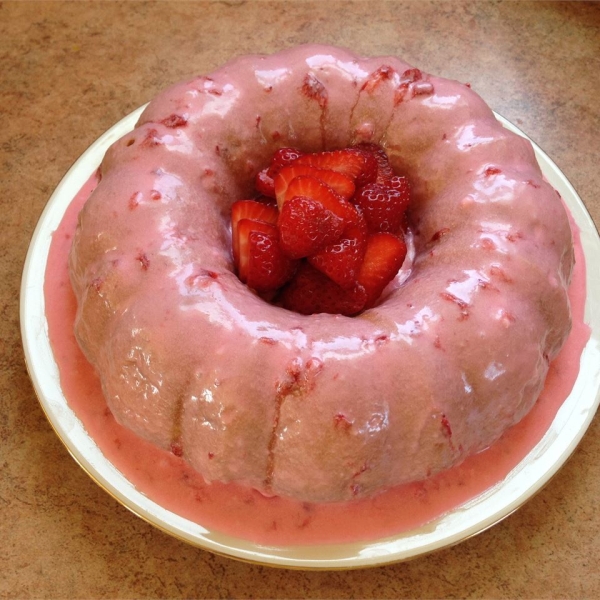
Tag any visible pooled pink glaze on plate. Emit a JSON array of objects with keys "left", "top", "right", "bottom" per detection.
[{"left": 68, "top": 45, "right": 574, "bottom": 503}]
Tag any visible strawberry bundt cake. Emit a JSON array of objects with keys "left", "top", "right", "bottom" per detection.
[{"left": 69, "top": 45, "right": 574, "bottom": 503}]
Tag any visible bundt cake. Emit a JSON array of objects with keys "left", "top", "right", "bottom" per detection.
[{"left": 69, "top": 45, "right": 573, "bottom": 503}]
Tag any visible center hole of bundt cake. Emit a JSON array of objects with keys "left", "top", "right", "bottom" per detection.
[{"left": 230, "top": 144, "right": 412, "bottom": 316}]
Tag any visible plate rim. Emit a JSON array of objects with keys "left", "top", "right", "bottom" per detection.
[{"left": 20, "top": 107, "right": 600, "bottom": 569}]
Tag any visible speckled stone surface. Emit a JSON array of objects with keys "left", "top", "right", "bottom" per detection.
[{"left": 2, "top": 1, "right": 599, "bottom": 597}]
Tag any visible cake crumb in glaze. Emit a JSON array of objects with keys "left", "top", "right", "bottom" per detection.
[{"left": 69, "top": 45, "right": 574, "bottom": 504}]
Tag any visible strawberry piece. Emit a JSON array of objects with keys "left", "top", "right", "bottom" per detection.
[
  {"left": 237, "top": 219, "right": 296, "bottom": 292},
  {"left": 353, "top": 182, "right": 410, "bottom": 233},
  {"left": 308, "top": 207, "right": 368, "bottom": 289},
  {"left": 353, "top": 143, "right": 394, "bottom": 184},
  {"left": 274, "top": 165, "right": 355, "bottom": 205},
  {"left": 358, "top": 232, "right": 407, "bottom": 307},
  {"left": 294, "top": 149, "right": 365, "bottom": 180},
  {"left": 278, "top": 196, "right": 345, "bottom": 259},
  {"left": 231, "top": 200, "right": 278, "bottom": 263},
  {"left": 278, "top": 175, "right": 352, "bottom": 220},
  {"left": 255, "top": 168, "right": 275, "bottom": 198},
  {"left": 280, "top": 262, "right": 367, "bottom": 316},
  {"left": 268, "top": 147, "right": 304, "bottom": 176},
  {"left": 352, "top": 149, "right": 379, "bottom": 188}
]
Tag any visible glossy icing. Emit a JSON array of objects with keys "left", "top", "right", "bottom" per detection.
[
  {"left": 47, "top": 172, "right": 589, "bottom": 546},
  {"left": 69, "top": 45, "right": 574, "bottom": 503}
]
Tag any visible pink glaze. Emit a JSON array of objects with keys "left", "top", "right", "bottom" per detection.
[
  {"left": 47, "top": 172, "right": 588, "bottom": 546},
  {"left": 69, "top": 46, "right": 575, "bottom": 503}
]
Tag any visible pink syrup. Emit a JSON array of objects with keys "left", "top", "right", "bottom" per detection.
[{"left": 44, "top": 172, "right": 590, "bottom": 546}]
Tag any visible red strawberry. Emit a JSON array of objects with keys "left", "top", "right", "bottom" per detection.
[
  {"left": 308, "top": 207, "right": 368, "bottom": 289},
  {"left": 255, "top": 168, "right": 275, "bottom": 197},
  {"left": 278, "top": 196, "right": 345, "bottom": 259},
  {"left": 268, "top": 147, "right": 304, "bottom": 176},
  {"left": 280, "top": 262, "right": 367, "bottom": 316},
  {"left": 274, "top": 165, "right": 355, "bottom": 204},
  {"left": 236, "top": 219, "right": 296, "bottom": 292},
  {"left": 231, "top": 200, "right": 278, "bottom": 263},
  {"left": 353, "top": 182, "right": 409, "bottom": 233},
  {"left": 294, "top": 149, "right": 365, "bottom": 180},
  {"left": 358, "top": 232, "right": 407, "bottom": 307},
  {"left": 351, "top": 149, "right": 379, "bottom": 188},
  {"left": 278, "top": 175, "right": 352, "bottom": 220},
  {"left": 353, "top": 143, "right": 394, "bottom": 184}
]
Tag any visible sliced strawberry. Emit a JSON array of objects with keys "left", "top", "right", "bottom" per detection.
[
  {"left": 353, "top": 143, "right": 394, "bottom": 184},
  {"left": 358, "top": 232, "right": 407, "bottom": 307},
  {"left": 294, "top": 149, "right": 365, "bottom": 180},
  {"left": 237, "top": 219, "right": 296, "bottom": 292},
  {"left": 353, "top": 182, "right": 410, "bottom": 233},
  {"left": 231, "top": 200, "right": 279, "bottom": 263},
  {"left": 274, "top": 165, "right": 355, "bottom": 205},
  {"left": 308, "top": 207, "right": 368, "bottom": 289},
  {"left": 267, "top": 147, "right": 304, "bottom": 176},
  {"left": 277, "top": 175, "right": 352, "bottom": 221},
  {"left": 280, "top": 262, "right": 367, "bottom": 316},
  {"left": 278, "top": 196, "right": 345, "bottom": 259},
  {"left": 351, "top": 149, "right": 379, "bottom": 188},
  {"left": 255, "top": 168, "right": 275, "bottom": 198}
]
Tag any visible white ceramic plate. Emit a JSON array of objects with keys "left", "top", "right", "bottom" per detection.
[{"left": 21, "top": 107, "right": 600, "bottom": 569}]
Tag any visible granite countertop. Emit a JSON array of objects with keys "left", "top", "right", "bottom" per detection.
[{"left": 2, "top": 1, "right": 599, "bottom": 598}]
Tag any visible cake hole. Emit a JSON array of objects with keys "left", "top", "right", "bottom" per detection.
[{"left": 230, "top": 144, "right": 413, "bottom": 316}]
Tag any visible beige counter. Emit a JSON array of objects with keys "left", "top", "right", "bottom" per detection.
[{"left": 2, "top": 1, "right": 599, "bottom": 597}]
